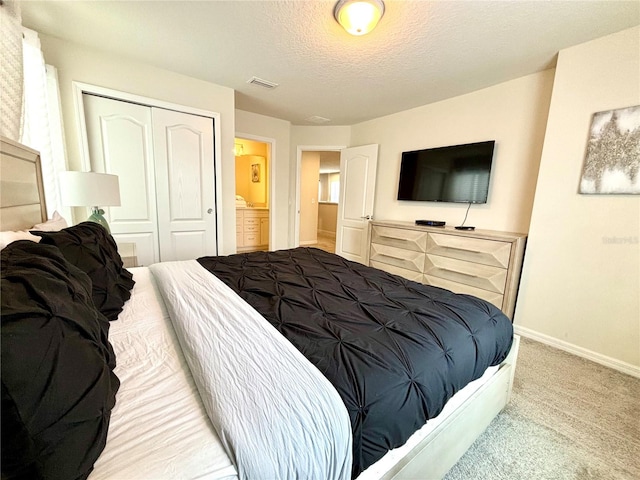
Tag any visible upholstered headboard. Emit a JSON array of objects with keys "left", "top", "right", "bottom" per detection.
[{"left": 0, "top": 136, "right": 47, "bottom": 230}]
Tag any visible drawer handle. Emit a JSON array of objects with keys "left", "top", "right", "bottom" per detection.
[
  {"left": 377, "top": 253, "right": 405, "bottom": 261},
  {"left": 378, "top": 234, "right": 408, "bottom": 242},
  {"left": 439, "top": 267, "right": 479, "bottom": 278},
  {"left": 440, "top": 245, "right": 482, "bottom": 254}
]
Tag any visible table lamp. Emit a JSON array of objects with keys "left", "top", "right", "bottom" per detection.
[{"left": 58, "top": 171, "right": 121, "bottom": 233}]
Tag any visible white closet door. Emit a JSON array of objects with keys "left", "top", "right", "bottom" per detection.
[
  {"left": 83, "top": 94, "right": 159, "bottom": 266},
  {"left": 151, "top": 108, "right": 217, "bottom": 261}
]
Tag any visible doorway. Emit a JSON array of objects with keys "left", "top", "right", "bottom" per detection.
[
  {"left": 296, "top": 144, "right": 379, "bottom": 263},
  {"left": 234, "top": 136, "right": 272, "bottom": 253},
  {"left": 297, "top": 149, "right": 342, "bottom": 253}
]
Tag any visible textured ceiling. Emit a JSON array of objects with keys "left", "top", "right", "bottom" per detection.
[{"left": 20, "top": 1, "right": 640, "bottom": 126}]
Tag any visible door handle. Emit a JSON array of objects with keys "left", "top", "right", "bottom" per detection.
[
  {"left": 361, "top": 215, "right": 372, "bottom": 220},
  {"left": 207, "top": 208, "right": 213, "bottom": 214}
]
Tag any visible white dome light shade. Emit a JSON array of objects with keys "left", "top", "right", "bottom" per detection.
[{"left": 334, "top": 0, "right": 385, "bottom": 36}]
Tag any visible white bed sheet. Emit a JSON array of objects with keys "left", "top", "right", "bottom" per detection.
[{"left": 90, "top": 267, "right": 237, "bottom": 480}]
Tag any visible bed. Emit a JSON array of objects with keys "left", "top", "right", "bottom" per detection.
[{"left": 1, "top": 136, "right": 520, "bottom": 480}]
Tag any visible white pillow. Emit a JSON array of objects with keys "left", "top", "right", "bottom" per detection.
[
  {"left": 31, "top": 211, "right": 69, "bottom": 232},
  {"left": 0, "top": 211, "right": 69, "bottom": 250},
  {"left": 0, "top": 230, "right": 41, "bottom": 250}
]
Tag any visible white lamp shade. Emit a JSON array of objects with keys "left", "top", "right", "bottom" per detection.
[{"left": 59, "top": 171, "right": 121, "bottom": 207}]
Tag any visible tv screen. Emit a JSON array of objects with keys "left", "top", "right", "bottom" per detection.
[{"left": 397, "top": 141, "right": 495, "bottom": 203}]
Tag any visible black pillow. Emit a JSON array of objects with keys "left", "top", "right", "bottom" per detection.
[
  {"left": 1, "top": 241, "right": 120, "bottom": 480},
  {"left": 33, "top": 222, "right": 135, "bottom": 320}
]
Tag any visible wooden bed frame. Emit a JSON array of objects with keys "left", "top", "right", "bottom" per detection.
[{"left": 0, "top": 136, "right": 520, "bottom": 480}]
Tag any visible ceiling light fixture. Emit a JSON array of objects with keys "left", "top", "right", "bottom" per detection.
[{"left": 334, "top": 0, "right": 385, "bottom": 36}]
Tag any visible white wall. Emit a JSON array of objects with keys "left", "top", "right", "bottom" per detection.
[
  {"left": 351, "top": 70, "right": 555, "bottom": 233},
  {"left": 37, "top": 34, "right": 238, "bottom": 254},
  {"left": 516, "top": 27, "right": 640, "bottom": 374},
  {"left": 235, "top": 110, "right": 291, "bottom": 250}
]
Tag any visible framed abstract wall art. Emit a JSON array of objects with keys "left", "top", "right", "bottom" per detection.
[{"left": 579, "top": 105, "right": 640, "bottom": 194}]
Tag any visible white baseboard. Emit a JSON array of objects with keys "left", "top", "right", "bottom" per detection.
[{"left": 514, "top": 325, "right": 640, "bottom": 379}]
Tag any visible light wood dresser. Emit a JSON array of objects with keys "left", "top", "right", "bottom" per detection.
[{"left": 368, "top": 220, "right": 527, "bottom": 320}]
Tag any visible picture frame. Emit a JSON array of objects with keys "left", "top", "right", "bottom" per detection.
[
  {"left": 251, "top": 163, "right": 260, "bottom": 183},
  {"left": 579, "top": 105, "right": 640, "bottom": 194}
]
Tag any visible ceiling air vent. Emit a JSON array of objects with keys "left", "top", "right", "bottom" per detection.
[
  {"left": 306, "top": 115, "right": 331, "bottom": 124},
  {"left": 247, "top": 76, "right": 279, "bottom": 89}
]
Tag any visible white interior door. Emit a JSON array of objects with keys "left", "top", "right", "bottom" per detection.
[
  {"left": 83, "top": 94, "right": 159, "bottom": 266},
  {"left": 152, "top": 108, "right": 217, "bottom": 261},
  {"left": 335, "top": 144, "right": 378, "bottom": 264}
]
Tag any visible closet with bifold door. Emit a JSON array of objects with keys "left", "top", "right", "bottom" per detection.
[{"left": 81, "top": 93, "right": 218, "bottom": 266}]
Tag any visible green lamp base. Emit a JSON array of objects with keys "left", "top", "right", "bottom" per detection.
[{"left": 87, "top": 207, "right": 111, "bottom": 234}]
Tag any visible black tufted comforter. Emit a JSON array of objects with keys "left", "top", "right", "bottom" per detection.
[{"left": 197, "top": 247, "right": 513, "bottom": 477}]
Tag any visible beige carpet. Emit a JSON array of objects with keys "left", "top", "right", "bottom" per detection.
[{"left": 444, "top": 338, "right": 640, "bottom": 480}]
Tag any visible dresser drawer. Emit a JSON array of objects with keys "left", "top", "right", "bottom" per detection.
[
  {"left": 371, "top": 225, "right": 427, "bottom": 253},
  {"left": 244, "top": 232, "right": 260, "bottom": 246},
  {"left": 425, "top": 254, "right": 507, "bottom": 294},
  {"left": 423, "top": 275, "right": 504, "bottom": 309},
  {"left": 244, "top": 224, "right": 259, "bottom": 233},
  {"left": 370, "top": 243, "right": 425, "bottom": 273},
  {"left": 427, "top": 233, "right": 511, "bottom": 268},
  {"left": 244, "top": 217, "right": 261, "bottom": 227},
  {"left": 244, "top": 209, "right": 269, "bottom": 218},
  {"left": 370, "top": 260, "right": 423, "bottom": 283}
]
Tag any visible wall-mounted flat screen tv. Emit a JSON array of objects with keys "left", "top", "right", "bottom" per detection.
[{"left": 397, "top": 140, "right": 495, "bottom": 203}]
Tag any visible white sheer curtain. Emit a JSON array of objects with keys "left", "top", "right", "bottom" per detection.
[{"left": 21, "top": 28, "right": 71, "bottom": 221}]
